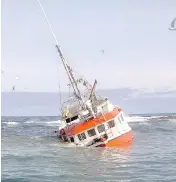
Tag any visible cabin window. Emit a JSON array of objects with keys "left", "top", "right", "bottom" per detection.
[
  {"left": 108, "top": 120, "right": 115, "bottom": 128},
  {"left": 78, "top": 134, "right": 82, "bottom": 141},
  {"left": 119, "top": 114, "right": 124, "bottom": 122},
  {"left": 66, "top": 115, "right": 79, "bottom": 123},
  {"left": 78, "top": 132, "right": 86, "bottom": 141},
  {"left": 118, "top": 114, "right": 124, "bottom": 123},
  {"left": 87, "top": 128, "right": 96, "bottom": 137},
  {"left": 62, "top": 136, "right": 68, "bottom": 142},
  {"left": 70, "top": 137, "right": 74, "bottom": 142},
  {"left": 117, "top": 117, "right": 121, "bottom": 123},
  {"left": 81, "top": 133, "right": 86, "bottom": 140},
  {"left": 97, "top": 124, "right": 105, "bottom": 133}
]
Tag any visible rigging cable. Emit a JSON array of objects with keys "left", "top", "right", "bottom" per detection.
[
  {"left": 37, "top": 0, "right": 63, "bottom": 111},
  {"left": 57, "top": 63, "right": 62, "bottom": 112},
  {"left": 37, "top": 0, "right": 84, "bottom": 107},
  {"left": 37, "top": 0, "right": 59, "bottom": 45}
]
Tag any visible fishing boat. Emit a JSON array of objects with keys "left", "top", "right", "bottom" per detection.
[{"left": 37, "top": 0, "right": 133, "bottom": 147}]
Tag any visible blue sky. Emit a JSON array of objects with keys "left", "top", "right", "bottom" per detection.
[{"left": 1, "top": 0, "right": 176, "bottom": 92}]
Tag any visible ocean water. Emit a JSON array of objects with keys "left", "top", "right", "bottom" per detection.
[{"left": 1, "top": 114, "right": 176, "bottom": 182}]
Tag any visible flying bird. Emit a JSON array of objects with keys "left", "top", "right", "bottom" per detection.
[
  {"left": 11, "top": 76, "right": 20, "bottom": 91},
  {"left": 100, "top": 50, "right": 104, "bottom": 54},
  {"left": 169, "top": 17, "right": 176, "bottom": 30},
  {"left": 12, "top": 85, "right": 16, "bottom": 91}
]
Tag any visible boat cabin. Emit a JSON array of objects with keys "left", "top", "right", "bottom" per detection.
[{"left": 59, "top": 108, "right": 131, "bottom": 147}]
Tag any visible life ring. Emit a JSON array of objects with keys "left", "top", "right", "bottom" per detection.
[{"left": 60, "top": 129, "right": 65, "bottom": 135}]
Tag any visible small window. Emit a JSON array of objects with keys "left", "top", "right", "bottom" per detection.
[
  {"left": 70, "top": 137, "right": 74, "bottom": 142},
  {"left": 66, "top": 115, "right": 78, "bottom": 123},
  {"left": 78, "top": 134, "right": 82, "bottom": 141},
  {"left": 87, "top": 128, "right": 96, "bottom": 137},
  {"left": 78, "top": 132, "right": 86, "bottom": 141},
  {"left": 108, "top": 120, "right": 115, "bottom": 128},
  {"left": 97, "top": 124, "right": 105, "bottom": 133},
  {"left": 118, "top": 114, "right": 124, "bottom": 123},
  {"left": 81, "top": 133, "right": 86, "bottom": 139}
]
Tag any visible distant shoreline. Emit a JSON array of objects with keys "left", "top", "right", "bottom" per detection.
[{"left": 1, "top": 90, "right": 176, "bottom": 116}]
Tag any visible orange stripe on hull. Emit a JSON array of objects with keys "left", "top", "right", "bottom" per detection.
[
  {"left": 72, "top": 108, "right": 121, "bottom": 135},
  {"left": 99, "top": 131, "right": 133, "bottom": 147}
]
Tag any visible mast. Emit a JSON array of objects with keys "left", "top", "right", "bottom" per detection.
[
  {"left": 55, "top": 45, "right": 81, "bottom": 100},
  {"left": 37, "top": 0, "right": 84, "bottom": 106}
]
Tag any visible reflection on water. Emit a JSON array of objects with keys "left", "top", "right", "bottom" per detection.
[
  {"left": 95, "top": 144, "right": 132, "bottom": 163},
  {"left": 65, "top": 143, "right": 133, "bottom": 178}
]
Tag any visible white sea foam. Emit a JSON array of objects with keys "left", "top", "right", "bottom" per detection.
[
  {"left": 24, "top": 120, "right": 61, "bottom": 126},
  {"left": 25, "top": 120, "right": 34, "bottom": 124},
  {"left": 49, "top": 142, "right": 75, "bottom": 147},
  {"left": 126, "top": 115, "right": 174, "bottom": 123},
  {"left": 46, "top": 120, "right": 62, "bottom": 126},
  {"left": 125, "top": 116, "right": 150, "bottom": 123},
  {"left": 168, "top": 119, "right": 176, "bottom": 122},
  {"left": 3, "top": 121, "right": 19, "bottom": 125},
  {"left": 46, "top": 120, "right": 62, "bottom": 124}
]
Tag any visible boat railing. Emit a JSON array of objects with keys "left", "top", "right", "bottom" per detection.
[{"left": 61, "top": 96, "right": 80, "bottom": 111}]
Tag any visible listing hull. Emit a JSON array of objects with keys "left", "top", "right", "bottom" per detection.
[{"left": 97, "top": 131, "right": 133, "bottom": 147}]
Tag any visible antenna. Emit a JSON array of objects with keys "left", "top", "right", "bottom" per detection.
[{"left": 36, "top": 0, "right": 84, "bottom": 106}]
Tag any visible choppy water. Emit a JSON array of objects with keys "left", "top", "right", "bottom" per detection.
[{"left": 1, "top": 114, "right": 176, "bottom": 182}]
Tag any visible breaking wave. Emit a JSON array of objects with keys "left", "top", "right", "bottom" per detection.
[
  {"left": 25, "top": 120, "right": 34, "bottom": 124},
  {"left": 24, "top": 120, "right": 62, "bottom": 126},
  {"left": 2, "top": 114, "right": 175, "bottom": 128},
  {"left": 2, "top": 121, "right": 19, "bottom": 125},
  {"left": 2, "top": 119, "right": 62, "bottom": 127},
  {"left": 126, "top": 114, "right": 176, "bottom": 123},
  {"left": 125, "top": 116, "right": 149, "bottom": 122},
  {"left": 168, "top": 119, "right": 176, "bottom": 122},
  {"left": 46, "top": 120, "right": 62, "bottom": 124}
]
